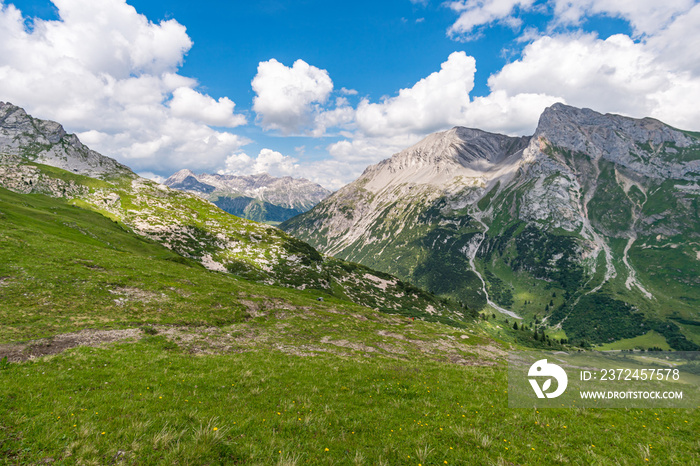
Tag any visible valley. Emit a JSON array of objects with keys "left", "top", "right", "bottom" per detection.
[{"left": 1, "top": 101, "right": 698, "bottom": 464}]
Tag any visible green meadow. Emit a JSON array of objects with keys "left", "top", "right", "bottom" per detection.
[{"left": 1, "top": 188, "right": 698, "bottom": 464}]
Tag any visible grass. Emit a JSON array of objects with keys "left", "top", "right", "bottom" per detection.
[
  {"left": 2, "top": 341, "right": 698, "bottom": 464},
  {"left": 1, "top": 166, "right": 699, "bottom": 463},
  {"left": 597, "top": 330, "right": 672, "bottom": 351}
]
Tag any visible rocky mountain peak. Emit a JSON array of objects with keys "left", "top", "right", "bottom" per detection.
[
  {"left": 533, "top": 103, "right": 700, "bottom": 180},
  {"left": 164, "top": 168, "right": 200, "bottom": 187},
  {"left": 358, "top": 126, "right": 529, "bottom": 194},
  {"left": 0, "top": 101, "right": 67, "bottom": 145},
  {"left": 0, "top": 101, "right": 131, "bottom": 179}
]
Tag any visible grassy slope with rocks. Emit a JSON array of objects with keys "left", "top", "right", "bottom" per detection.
[
  {"left": 1, "top": 188, "right": 698, "bottom": 465},
  {"left": 0, "top": 101, "right": 465, "bottom": 322},
  {"left": 0, "top": 164, "right": 465, "bottom": 325}
]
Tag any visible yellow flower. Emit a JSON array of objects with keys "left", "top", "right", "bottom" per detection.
[
  {"left": 101, "top": 432, "right": 105, "bottom": 435},
  {"left": 324, "top": 448, "right": 329, "bottom": 452},
  {"left": 213, "top": 427, "right": 218, "bottom": 431}
]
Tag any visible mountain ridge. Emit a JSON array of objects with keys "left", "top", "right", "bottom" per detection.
[
  {"left": 282, "top": 103, "right": 700, "bottom": 349},
  {"left": 164, "top": 169, "right": 332, "bottom": 223},
  {"left": 0, "top": 101, "right": 468, "bottom": 322}
]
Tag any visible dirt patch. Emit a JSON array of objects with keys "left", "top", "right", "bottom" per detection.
[
  {"left": 0, "top": 328, "right": 141, "bottom": 362},
  {"left": 320, "top": 336, "right": 378, "bottom": 353},
  {"left": 108, "top": 287, "right": 165, "bottom": 304},
  {"left": 377, "top": 330, "right": 406, "bottom": 340},
  {"left": 239, "top": 297, "right": 311, "bottom": 318}
]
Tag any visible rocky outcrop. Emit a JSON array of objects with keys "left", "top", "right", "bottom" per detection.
[
  {"left": 0, "top": 101, "right": 132, "bottom": 179},
  {"left": 535, "top": 103, "right": 700, "bottom": 180}
]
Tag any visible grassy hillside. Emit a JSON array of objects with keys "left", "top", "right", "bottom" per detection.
[
  {"left": 1, "top": 188, "right": 698, "bottom": 464},
  {"left": 0, "top": 156, "right": 468, "bottom": 324}
]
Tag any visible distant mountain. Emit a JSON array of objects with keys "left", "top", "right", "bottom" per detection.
[
  {"left": 0, "top": 101, "right": 468, "bottom": 322},
  {"left": 282, "top": 103, "right": 700, "bottom": 350},
  {"left": 164, "top": 170, "right": 331, "bottom": 223}
]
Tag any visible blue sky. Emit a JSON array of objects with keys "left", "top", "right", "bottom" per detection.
[{"left": 1, "top": 0, "right": 699, "bottom": 188}]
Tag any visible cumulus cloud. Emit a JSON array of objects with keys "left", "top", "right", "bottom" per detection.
[
  {"left": 355, "top": 51, "right": 476, "bottom": 136},
  {"left": 0, "top": 0, "right": 247, "bottom": 175},
  {"left": 252, "top": 58, "right": 333, "bottom": 134},
  {"left": 551, "top": 0, "right": 694, "bottom": 36},
  {"left": 444, "top": 0, "right": 695, "bottom": 40},
  {"left": 487, "top": 32, "right": 700, "bottom": 129},
  {"left": 169, "top": 87, "right": 246, "bottom": 127},
  {"left": 220, "top": 149, "right": 299, "bottom": 177},
  {"left": 646, "top": 3, "right": 700, "bottom": 76},
  {"left": 446, "top": 0, "right": 537, "bottom": 39}
]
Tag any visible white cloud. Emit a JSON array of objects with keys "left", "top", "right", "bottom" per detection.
[
  {"left": 169, "top": 87, "right": 246, "bottom": 127},
  {"left": 446, "top": 0, "right": 536, "bottom": 39},
  {"left": 252, "top": 58, "right": 333, "bottom": 134},
  {"left": 0, "top": 0, "right": 248, "bottom": 175},
  {"left": 220, "top": 149, "right": 299, "bottom": 177},
  {"left": 486, "top": 32, "right": 700, "bottom": 129},
  {"left": 443, "top": 0, "right": 695, "bottom": 41},
  {"left": 646, "top": 3, "right": 700, "bottom": 76},
  {"left": 551, "top": 0, "right": 694, "bottom": 36},
  {"left": 355, "top": 51, "right": 476, "bottom": 137},
  {"left": 138, "top": 172, "right": 166, "bottom": 184}
]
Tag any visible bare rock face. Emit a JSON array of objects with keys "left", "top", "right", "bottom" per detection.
[
  {"left": 535, "top": 103, "right": 700, "bottom": 180},
  {"left": 0, "top": 101, "right": 132, "bottom": 179}
]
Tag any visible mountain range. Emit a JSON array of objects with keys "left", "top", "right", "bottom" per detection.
[
  {"left": 3, "top": 98, "right": 699, "bottom": 351},
  {"left": 2, "top": 102, "right": 697, "bottom": 466},
  {"left": 164, "top": 169, "right": 331, "bottom": 223},
  {"left": 282, "top": 103, "right": 700, "bottom": 350},
  {"left": 0, "top": 101, "right": 466, "bottom": 324}
]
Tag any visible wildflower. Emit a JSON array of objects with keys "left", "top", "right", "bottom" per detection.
[
  {"left": 324, "top": 448, "right": 329, "bottom": 452},
  {"left": 213, "top": 427, "right": 218, "bottom": 431}
]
